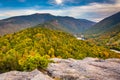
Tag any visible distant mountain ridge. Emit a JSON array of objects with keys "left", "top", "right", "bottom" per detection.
[
  {"left": 0, "top": 13, "right": 95, "bottom": 35},
  {"left": 85, "top": 12, "right": 120, "bottom": 37},
  {"left": 85, "top": 12, "right": 120, "bottom": 50}
]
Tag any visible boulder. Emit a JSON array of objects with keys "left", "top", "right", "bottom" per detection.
[
  {"left": 0, "top": 69, "right": 53, "bottom": 80},
  {"left": 47, "top": 57, "right": 120, "bottom": 80}
]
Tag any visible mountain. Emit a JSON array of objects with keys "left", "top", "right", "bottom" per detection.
[
  {"left": 35, "top": 19, "right": 91, "bottom": 33},
  {"left": 0, "top": 27, "right": 119, "bottom": 72},
  {"left": 0, "top": 13, "right": 95, "bottom": 35},
  {"left": 35, "top": 20, "right": 70, "bottom": 32},
  {"left": 107, "top": 24, "right": 120, "bottom": 50},
  {"left": 95, "top": 23, "right": 120, "bottom": 50},
  {"left": 85, "top": 12, "right": 120, "bottom": 50},
  {"left": 85, "top": 12, "right": 120, "bottom": 37}
]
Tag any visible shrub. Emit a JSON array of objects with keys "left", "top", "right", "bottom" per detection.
[{"left": 19, "top": 53, "right": 50, "bottom": 71}]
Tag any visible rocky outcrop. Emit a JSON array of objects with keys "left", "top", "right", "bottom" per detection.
[
  {"left": 0, "top": 57, "right": 120, "bottom": 80},
  {"left": 0, "top": 69, "right": 53, "bottom": 80},
  {"left": 47, "top": 58, "right": 120, "bottom": 80}
]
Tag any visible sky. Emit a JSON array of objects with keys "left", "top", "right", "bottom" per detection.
[{"left": 0, "top": 0, "right": 120, "bottom": 22}]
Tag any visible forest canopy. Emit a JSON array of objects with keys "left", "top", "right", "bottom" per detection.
[{"left": 0, "top": 27, "right": 120, "bottom": 72}]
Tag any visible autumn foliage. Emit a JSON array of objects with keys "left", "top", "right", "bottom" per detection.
[{"left": 0, "top": 27, "right": 120, "bottom": 73}]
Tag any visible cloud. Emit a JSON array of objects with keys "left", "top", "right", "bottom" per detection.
[
  {"left": 0, "top": 0, "right": 120, "bottom": 22},
  {"left": 49, "top": 0, "right": 64, "bottom": 5},
  {"left": 0, "top": 9, "right": 63, "bottom": 18},
  {"left": 55, "top": 0, "right": 63, "bottom": 5},
  {"left": 63, "top": 2, "right": 120, "bottom": 21},
  {"left": 49, "top": 0, "right": 114, "bottom": 5}
]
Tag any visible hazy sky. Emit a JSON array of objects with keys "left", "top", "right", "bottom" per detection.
[{"left": 0, "top": 0, "right": 120, "bottom": 22}]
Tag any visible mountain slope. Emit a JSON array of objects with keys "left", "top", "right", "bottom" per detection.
[
  {"left": 85, "top": 12, "right": 120, "bottom": 50},
  {"left": 35, "top": 20, "right": 73, "bottom": 33},
  {"left": 109, "top": 33, "right": 120, "bottom": 50},
  {"left": 35, "top": 19, "right": 90, "bottom": 33},
  {"left": 85, "top": 12, "right": 120, "bottom": 37},
  {"left": 0, "top": 13, "right": 95, "bottom": 35},
  {"left": 0, "top": 27, "right": 119, "bottom": 72},
  {"left": 95, "top": 24, "right": 120, "bottom": 50}
]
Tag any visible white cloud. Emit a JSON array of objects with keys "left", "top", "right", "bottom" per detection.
[
  {"left": 0, "top": 0, "right": 120, "bottom": 22},
  {"left": 49, "top": 0, "right": 63, "bottom": 5},
  {"left": 63, "top": 2, "right": 120, "bottom": 21},
  {"left": 55, "top": 0, "right": 63, "bottom": 5},
  {"left": 0, "top": 9, "right": 64, "bottom": 19}
]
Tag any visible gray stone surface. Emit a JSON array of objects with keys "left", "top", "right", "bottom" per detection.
[
  {"left": 47, "top": 57, "right": 120, "bottom": 80},
  {"left": 0, "top": 69, "right": 53, "bottom": 80},
  {"left": 0, "top": 57, "right": 120, "bottom": 80}
]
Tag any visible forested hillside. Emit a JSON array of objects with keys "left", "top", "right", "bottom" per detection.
[
  {"left": 0, "top": 27, "right": 119, "bottom": 73},
  {"left": 87, "top": 23, "right": 120, "bottom": 50},
  {"left": 85, "top": 12, "right": 120, "bottom": 50}
]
